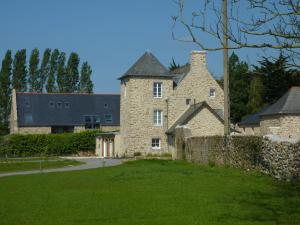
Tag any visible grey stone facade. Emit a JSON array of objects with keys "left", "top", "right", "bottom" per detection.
[{"left": 119, "top": 51, "right": 224, "bottom": 156}]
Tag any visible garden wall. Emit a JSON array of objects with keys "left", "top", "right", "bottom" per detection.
[{"left": 177, "top": 130, "right": 300, "bottom": 181}]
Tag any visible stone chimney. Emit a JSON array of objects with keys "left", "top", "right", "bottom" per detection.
[{"left": 190, "top": 50, "right": 206, "bottom": 71}]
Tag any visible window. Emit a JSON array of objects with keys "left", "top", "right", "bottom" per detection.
[
  {"left": 93, "top": 116, "right": 101, "bottom": 128},
  {"left": 49, "top": 101, "right": 55, "bottom": 108},
  {"left": 186, "top": 99, "right": 191, "bottom": 105},
  {"left": 153, "top": 110, "right": 163, "bottom": 126},
  {"left": 84, "top": 115, "right": 101, "bottom": 129},
  {"left": 25, "top": 101, "right": 30, "bottom": 108},
  {"left": 104, "top": 103, "right": 108, "bottom": 109},
  {"left": 24, "top": 113, "right": 33, "bottom": 124},
  {"left": 105, "top": 114, "right": 113, "bottom": 123},
  {"left": 152, "top": 138, "right": 161, "bottom": 149},
  {"left": 57, "top": 101, "right": 62, "bottom": 108},
  {"left": 153, "top": 82, "right": 162, "bottom": 98},
  {"left": 209, "top": 88, "right": 216, "bottom": 97},
  {"left": 64, "top": 102, "right": 70, "bottom": 109}
]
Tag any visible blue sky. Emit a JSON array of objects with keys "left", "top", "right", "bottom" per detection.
[{"left": 0, "top": 0, "right": 270, "bottom": 93}]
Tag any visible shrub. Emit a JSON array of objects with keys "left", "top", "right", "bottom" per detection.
[{"left": 0, "top": 130, "right": 101, "bottom": 157}]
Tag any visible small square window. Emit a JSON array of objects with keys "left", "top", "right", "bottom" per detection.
[
  {"left": 104, "top": 103, "right": 108, "bottom": 109},
  {"left": 64, "top": 102, "right": 70, "bottom": 109},
  {"left": 209, "top": 88, "right": 216, "bottom": 97},
  {"left": 57, "top": 101, "right": 62, "bottom": 108},
  {"left": 105, "top": 114, "right": 113, "bottom": 123},
  {"left": 186, "top": 99, "right": 191, "bottom": 105},
  {"left": 151, "top": 138, "right": 161, "bottom": 149}
]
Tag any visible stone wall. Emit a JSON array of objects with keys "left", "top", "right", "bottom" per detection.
[
  {"left": 100, "top": 125, "right": 120, "bottom": 132},
  {"left": 16, "top": 127, "right": 52, "bottom": 134},
  {"left": 177, "top": 133, "right": 300, "bottom": 181},
  {"left": 168, "top": 51, "right": 224, "bottom": 126}
]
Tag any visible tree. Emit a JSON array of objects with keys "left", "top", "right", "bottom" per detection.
[
  {"left": 28, "top": 48, "right": 40, "bottom": 92},
  {"left": 247, "top": 76, "right": 265, "bottom": 115},
  {"left": 80, "top": 62, "right": 93, "bottom": 93},
  {"left": 38, "top": 48, "right": 51, "bottom": 92},
  {"left": 253, "top": 55, "right": 300, "bottom": 105},
  {"left": 169, "top": 58, "right": 181, "bottom": 71},
  {"left": 57, "top": 52, "right": 66, "bottom": 93},
  {"left": 0, "top": 50, "right": 13, "bottom": 126},
  {"left": 65, "top": 52, "right": 80, "bottom": 93},
  {"left": 46, "top": 49, "right": 60, "bottom": 93},
  {"left": 229, "top": 52, "right": 250, "bottom": 123},
  {"left": 12, "top": 49, "right": 27, "bottom": 92}
]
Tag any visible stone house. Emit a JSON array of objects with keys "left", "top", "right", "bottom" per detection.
[
  {"left": 238, "top": 86, "right": 300, "bottom": 139},
  {"left": 10, "top": 90, "right": 120, "bottom": 134},
  {"left": 116, "top": 51, "right": 224, "bottom": 157}
]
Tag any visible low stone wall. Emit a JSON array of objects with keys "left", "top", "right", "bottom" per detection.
[{"left": 181, "top": 135, "right": 300, "bottom": 181}]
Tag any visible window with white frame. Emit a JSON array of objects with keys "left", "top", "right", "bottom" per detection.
[
  {"left": 151, "top": 138, "right": 161, "bottom": 149},
  {"left": 153, "top": 82, "right": 162, "bottom": 98},
  {"left": 209, "top": 88, "right": 216, "bottom": 97},
  {"left": 153, "top": 109, "right": 163, "bottom": 126}
]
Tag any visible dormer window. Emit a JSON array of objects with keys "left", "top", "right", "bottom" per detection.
[
  {"left": 25, "top": 101, "right": 30, "bottom": 108},
  {"left": 209, "top": 88, "right": 216, "bottom": 97},
  {"left": 57, "top": 101, "right": 62, "bottom": 108},
  {"left": 49, "top": 101, "right": 55, "bottom": 108},
  {"left": 153, "top": 82, "right": 162, "bottom": 98},
  {"left": 64, "top": 102, "right": 70, "bottom": 109},
  {"left": 104, "top": 103, "right": 108, "bottom": 109}
]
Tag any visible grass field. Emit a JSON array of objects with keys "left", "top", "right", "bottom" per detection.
[
  {"left": 0, "top": 158, "right": 83, "bottom": 173},
  {"left": 0, "top": 160, "right": 299, "bottom": 225}
]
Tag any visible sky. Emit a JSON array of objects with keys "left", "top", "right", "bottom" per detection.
[{"left": 0, "top": 0, "right": 273, "bottom": 93}]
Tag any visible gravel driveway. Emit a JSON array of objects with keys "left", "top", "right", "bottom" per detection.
[{"left": 0, "top": 157, "right": 123, "bottom": 178}]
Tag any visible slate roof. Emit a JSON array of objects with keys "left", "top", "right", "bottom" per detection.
[
  {"left": 119, "top": 52, "right": 172, "bottom": 79},
  {"left": 16, "top": 92, "right": 120, "bottom": 127},
  {"left": 238, "top": 107, "right": 269, "bottom": 126},
  {"left": 171, "top": 64, "right": 191, "bottom": 86},
  {"left": 239, "top": 86, "right": 300, "bottom": 126},
  {"left": 260, "top": 86, "right": 300, "bottom": 116},
  {"left": 166, "top": 102, "right": 224, "bottom": 134}
]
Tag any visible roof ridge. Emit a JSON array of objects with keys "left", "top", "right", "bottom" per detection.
[{"left": 16, "top": 92, "right": 120, "bottom": 96}]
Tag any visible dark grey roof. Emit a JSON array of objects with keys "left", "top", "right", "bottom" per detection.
[
  {"left": 119, "top": 52, "right": 172, "bottom": 79},
  {"left": 238, "top": 107, "right": 269, "bottom": 126},
  {"left": 171, "top": 64, "right": 190, "bottom": 86},
  {"left": 16, "top": 93, "right": 120, "bottom": 127},
  {"left": 260, "top": 86, "right": 300, "bottom": 116},
  {"left": 166, "top": 102, "right": 224, "bottom": 134}
]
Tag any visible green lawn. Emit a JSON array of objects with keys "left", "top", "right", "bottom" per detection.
[
  {"left": 0, "top": 160, "right": 299, "bottom": 225},
  {"left": 0, "top": 158, "right": 83, "bottom": 173}
]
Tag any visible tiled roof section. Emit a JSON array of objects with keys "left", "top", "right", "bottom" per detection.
[
  {"left": 171, "top": 64, "right": 191, "bottom": 86},
  {"left": 260, "top": 86, "right": 300, "bottom": 116},
  {"left": 119, "top": 52, "right": 171, "bottom": 79},
  {"left": 166, "top": 102, "right": 224, "bottom": 134},
  {"left": 238, "top": 106, "right": 269, "bottom": 126},
  {"left": 16, "top": 92, "right": 120, "bottom": 127}
]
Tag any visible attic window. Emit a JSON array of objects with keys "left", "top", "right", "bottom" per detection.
[
  {"left": 209, "top": 88, "right": 216, "bottom": 97},
  {"left": 49, "top": 101, "right": 55, "bottom": 108},
  {"left": 25, "top": 101, "right": 30, "bottom": 108},
  {"left": 24, "top": 113, "right": 33, "bottom": 124},
  {"left": 186, "top": 99, "right": 191, "bottom": 105},
  {"left": 57, "top": 101, "right": 62, "bottom": 108},
  {"left": 64, "top": 102, "right": 70, "bottom": 109},
  {"left": 104, "top": 103, "right": 108, "bottom": 109}
]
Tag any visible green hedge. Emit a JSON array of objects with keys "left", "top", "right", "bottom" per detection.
[{"left": 0, "top": 130, "right": 101, "bottom": 157}]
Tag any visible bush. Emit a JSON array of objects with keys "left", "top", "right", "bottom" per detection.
[{"left": 0, "top": 130, "right": 101, "bottom": 157}]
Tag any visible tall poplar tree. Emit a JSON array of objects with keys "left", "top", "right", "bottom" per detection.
[
  {"left": 80, "top": 62, "right": 93, "bottom": 93},
  {"left": 0, "top": 50, "right": 13, "bottom": 125},
  {"left": 46, "top": 49, "right": 59, "bottom": 93},
  {"left": 65, "top": 52, "right": 80, "bottom": 93},
  {"left": 57, "top": 52, "right": 66, "bottom": 93},
  {"left": 12, "top": 49, "right": 27, "bottom": 92},
  {"left": 38, "top": 48, "right": 51, "bottom": 92},
  {"left": 28, "top": 48, "right": 40, "bottom": 92}
]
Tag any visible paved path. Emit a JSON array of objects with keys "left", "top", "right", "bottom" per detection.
[{"left": 0, "top": 158, "right": 123, "bottom": 178}]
